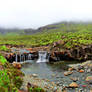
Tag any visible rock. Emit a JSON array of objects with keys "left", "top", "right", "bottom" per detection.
[
  {"left": 68, "top": 67, "right": 74, "bottom": 71},
  {"left": 81, "top": 60, "right": 92, "bottom": 67},
  {"left": 32, "top": 74, "right": 38, "bottom": 77},
  {"left": 53, "top": 87, "right": 57, "bottom": 92},
  {"left": 64, "top": 71, "right": 73, "bottom": 76},
  {"left": 79, "top": 69, "right": 84, "bottom": 73},
  {"left": 86, "top": 69, "right": 91, "bottom": 73},
  {"left": 90, "top": 89, "right": 92, "bottom": 92},
  {"left": 70, "top": 77, "right": 79, "bottom": 82},
  {"left": 78, "top": 89, "right": 83, "bottom": 92},
  {"left": 12, "top": 62, "right": 21, "bottom": 69},
  {"left": 69, "top": 82, "right": 79, "bottom": 88},
  {"left": 85, "top": 76, "right": 92, "bottom": 84},
  {"left": 51, "top": 74, "right": 56, "bottom": 77},
  {"left": 77, "top": 65, "right": 84, "bottom": 70}
]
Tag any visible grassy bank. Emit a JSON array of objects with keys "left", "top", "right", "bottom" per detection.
[{"left": 0, "top": 55, "right": 24, "bottom": 92}]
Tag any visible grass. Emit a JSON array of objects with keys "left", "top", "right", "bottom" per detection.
[
  {"left": 0, "top": 55, "right": 24, "bottom": 92},
  {"left": 0, "top": 22, "right": 92, "bottom": 49},
  {"left": 0, "top": 55, "right": 7, "bottom": 65}
]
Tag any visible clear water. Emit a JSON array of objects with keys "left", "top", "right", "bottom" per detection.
[
  {"left": 21, "top": 60, "right": 91, "bottom": 92},
  {"left": 21, "top": 60, "right": 68, "bottom": 82}
]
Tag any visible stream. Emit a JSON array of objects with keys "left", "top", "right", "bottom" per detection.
[{"left": 18, "top": 50, "right": 91, "bottom": 91}]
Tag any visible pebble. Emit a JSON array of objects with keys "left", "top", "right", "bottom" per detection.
[
  {"left": 31, "top": 74, "right": 38, "bottom": 77},
  {"left": 64, "top": 71, "right": 73, "bottom": 76},
  {"left": 79, "top": 69, "right": 85, "bottom": 73},
  {"left": 70, "top": 77, "right": 79, "bottom": 82}
]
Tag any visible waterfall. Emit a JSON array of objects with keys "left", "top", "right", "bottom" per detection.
[
  {"left": 28, "top": 54, "right": 32, "bottom": 60},
  {"left": 16, "top": 54, "right": 18, "bottom": 62},
  {"left": 20, "top": 54, "right": 21, "bottom": 62},
  {"left": 37, "top": 51, "right": 49, "bottom": 63}
]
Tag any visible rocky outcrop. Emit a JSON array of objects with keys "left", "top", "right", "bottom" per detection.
[
  {"left": 49, "top": 45, "right": 92, "bottom": 61},
  {"left": 3, "top": 44, "right": 92, "bottom": 63}
]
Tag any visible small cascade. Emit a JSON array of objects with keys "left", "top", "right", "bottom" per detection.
[
  {"left": 20, "top": 54, "right": 21, "bottom": 62},
  {"left": 23, "top": 55, "right": 25, "bottom": 62},
  {"left": 37, "top": 51, "right": 49, "bottom": 63},
  {"left": 10, "top": 49, "right": 37, "bottom": 63},
  {"left": 28, "top": 54, "right": 32, "bottom": 60},
  {"left": 15, "top": 54, "right": 18, "bottom": 62}
]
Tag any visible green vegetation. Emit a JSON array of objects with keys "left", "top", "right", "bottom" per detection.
[
  {"left": 0, "top": 45, "right": 9, "bottom": 52},
  {"left": 0, "top": 55, "right": 7, "bottom": 64},
  {"left": 0, "top": 55, "right": 24, "bottom": 92},
  {"left": 0, "top": 22, "right": 92, "bottom": 49},
  {"left": 28, "top": 87, "right": 45, "bottom": 92}
]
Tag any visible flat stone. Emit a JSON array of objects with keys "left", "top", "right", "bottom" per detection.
[{"left": 64, "top": 71, "right": 73, "bottom": 76}]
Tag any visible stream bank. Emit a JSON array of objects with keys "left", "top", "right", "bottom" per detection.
[
  {"left": 1, "top": 46, "right": 92, "bottom": 92},
  {"left": 21, "top": 60, "right": 92, "bottom": 92},
  {"left": 3, "top": 44, "right": 92, "bottom": 63}
]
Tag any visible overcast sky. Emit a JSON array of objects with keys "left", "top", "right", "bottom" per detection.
[{"left": 0, "top": 0, "right": 92, "bottom": 28}]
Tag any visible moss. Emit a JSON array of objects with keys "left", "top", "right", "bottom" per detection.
[
  {"left": 0, "top": 45, "right": 9, "bottom": 52},
  {"left": 0, "top": 55, "right": 7, "bottom": 65}
]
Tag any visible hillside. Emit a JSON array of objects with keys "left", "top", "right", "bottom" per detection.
[{"left": 0, "top": 21, "right": 92, "bottom": 48}]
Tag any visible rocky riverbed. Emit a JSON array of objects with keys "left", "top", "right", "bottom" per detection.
[{"left": 21, "top": 60, "right": 92, "bottom": 92}]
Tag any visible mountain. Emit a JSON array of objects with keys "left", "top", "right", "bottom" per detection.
[{"left": 1, "top": 21, "right": 92, "bottom": 35}]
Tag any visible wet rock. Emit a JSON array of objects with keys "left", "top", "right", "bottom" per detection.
[
  {"left": 78, "top": 89, "right": 83, "bottom": 92},
  {"left": 68, "top": 67, "right": 74, "bottom": 71},
  {"left": 86, "top": 69, "right": 91, "bottom": 73},
  {"left": 64, "top": 71, "right": 73, "bottom": 76},
  {"left": 85, "top": 76, "right": 92, "bottom": 84},
  {"left": 69, "top": 82, "right": 79, "bottom": 88},
  {"left": 77, "top": 65, "right": 84, "bottom": 70},
  {"left": 12, "top": 62, "right": 22, "bottom": 69},
  {"left": 31, "top": 74, "right": 38, "bottom": 77},
  {"left": 79, "top": 69, "right": 85, "bottom": 73},
  {"left": 53, "top": 87, "right": 57, "bottom": 92}
]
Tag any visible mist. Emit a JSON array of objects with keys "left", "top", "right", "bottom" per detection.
[{"left": 0, "top": 0, "right": 92, "bottom": 28}]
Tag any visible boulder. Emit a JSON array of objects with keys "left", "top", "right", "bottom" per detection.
[
  {"left": 69, "top": 82, "right": 79, "bottom": 88},
  {"left": 12, "top": 62, "right": 22, "bottom": 69}
]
